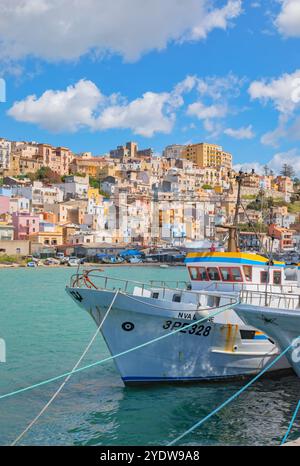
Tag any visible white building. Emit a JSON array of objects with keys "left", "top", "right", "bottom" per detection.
[
  {"left": 56, "top": 175, "right": 89, "bottom": 199},
  {"left": 0, "top": 138, "right": 11, "bottom": 172},
  {"left": 162, "top": 144, "right": 185, "bottom": 159},
  {"left": 9, "top": 196, "right": 30, "bottom": 214},
  {"left": 12, "top": 181, "right": 64, "bottom": 206}
]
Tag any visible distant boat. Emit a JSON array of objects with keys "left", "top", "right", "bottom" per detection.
[
  {"left": 159, "top": 264, "right": 169, "bottom": 268},
  {"left": 128, "top": 255, "right": 143, "bottom": 264}
]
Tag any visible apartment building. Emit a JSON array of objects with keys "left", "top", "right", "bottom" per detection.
[
  {"left": 12, "top": 212, "right": 40, "bottom": 240},
  {"left": 38, "top": 144, "right": 73, "bottom": 175},
  {"left": 182, "top": 143, "right": 232, "bottom": 170}
]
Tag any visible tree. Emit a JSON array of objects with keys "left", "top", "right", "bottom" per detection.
[
  {"left": 35, "top": 166, "right": 62, "bottom": 183},
  {"left": 280, "top": 164, "right": 295, "bottom": 178},
  {"left": 263, "top": 164, "right": 269, "bottom": 176}
]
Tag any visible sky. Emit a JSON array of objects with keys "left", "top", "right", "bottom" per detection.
[{"left": 0, "top": 0, "right": 300, "bottom": 174}]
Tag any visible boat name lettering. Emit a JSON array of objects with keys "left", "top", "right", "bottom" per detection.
[
  {"left": 177, "top": 312, "right": 197, "bottom": 320},
  {"left": 163, "top": 321, "right": 212, "bottom": 336}
]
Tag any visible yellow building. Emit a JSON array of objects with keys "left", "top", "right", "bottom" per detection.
[
  {"left": 29, "top": 229, "right": 63, "bottom": 246},
  {"left": 88, "top": 187, "right": 102, "bottom": 204},
  {"left": 182, "top": 143, "right": 232, "bottom": 170},
  {"left": 70, "top": 155, "right": 107, "bottom": 177}
]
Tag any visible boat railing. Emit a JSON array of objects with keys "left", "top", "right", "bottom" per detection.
[
  {"left": 69, "top": 269, "right": 238, "bottom": 306},
  {"left": 240, "top": 289, "right": 300, "bottom": 310},
  {"left": 200, "top": 281, "right": 296, "bottom": 294}
]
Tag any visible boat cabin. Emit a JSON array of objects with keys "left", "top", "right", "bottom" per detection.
[{"left": 185, "top": 252, "right": 298, "bottom": 292}]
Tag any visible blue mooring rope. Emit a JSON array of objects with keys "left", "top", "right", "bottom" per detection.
[
  {"left": 281, "top": 399, "right": 300, "bottom": 445},
  {"left": 167, "top": 339, "right": 299, "bottom": 446}
]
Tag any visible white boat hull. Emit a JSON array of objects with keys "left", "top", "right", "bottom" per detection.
[
  {"left": 235, "top": 304, "right": 300, "bottom": 377},
  {"left": 66, "top": 287, "right": 289, "bottom": 384}
]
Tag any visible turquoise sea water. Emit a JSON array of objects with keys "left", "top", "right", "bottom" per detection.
[{"left": 0, "top": 266, "right": 299, "bottom": 446}]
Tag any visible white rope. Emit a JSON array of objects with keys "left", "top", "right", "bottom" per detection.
[{"left": 11, "top": 290, "right": 120, "bottom": 446}]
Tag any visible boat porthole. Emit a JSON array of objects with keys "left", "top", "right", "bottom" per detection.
[{"left": 122, "top": 322, "right": 135, "bottom": 332}]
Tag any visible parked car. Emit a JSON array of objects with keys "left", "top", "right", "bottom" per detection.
[
  {"left": 67, "top": 256, "right": 81, "bottom": 267},
  {"left": 43, "top": 258, "right": 60, "bottom": 266},
  {"left": 27, "top": 261, "right": 37, "bottom": 267}
]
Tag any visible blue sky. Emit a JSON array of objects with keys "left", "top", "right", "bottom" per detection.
[{"left": 0, "top": 0, "right": 300, "bottom": 173}]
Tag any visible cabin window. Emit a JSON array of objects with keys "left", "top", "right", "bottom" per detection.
[
  {"left": 273, "top": 270, "right": 282, "bottom": 285},
  {"left": 231, "top": 267, "right": 243, "bottom": 282},
  {"left": 260, "top": 271, "right": 269, "bottom": 284},
  {"left": 189, "top": 267, "right": 208, "bottom": 281},
  {"left": 152, "top": 292, "right": 159, "bottom": 299},
  {"left": 220, "top": 267, "right": 243, "bottom": 282},
  {"left": 172, "top": 294, "right": 181, "bottom": 303},
  {"left": 243, "top": 265, "right": 252, "bottom": 282},
  {"left": 198, "top": 267, "right": 209, "bottom": 281},
  {"left": 240, "top": 330, "right": 255, "bottom": 340},
  {"left": 189, "top": 267, "right": 198, "bottom": 280},
  {"left": 207, "top": 267, "right": 221, "bottom": 281},
  {"left": 220, "top": 267, "right": 231, "bottom": 282}
]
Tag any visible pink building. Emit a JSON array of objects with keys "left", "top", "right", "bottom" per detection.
[
  {"left": 12, "top": 212, "right": 40, "bottom": 240},
  {"left": 0, "top": 196, "right": 10, "bottom": 215}
]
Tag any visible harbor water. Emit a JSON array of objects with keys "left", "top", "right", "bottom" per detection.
[{"left": 0, "top": 266, "right": 299, "bottom": 446}]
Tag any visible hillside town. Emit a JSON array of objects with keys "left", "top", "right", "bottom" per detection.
[{"left": 0, "top": 136, "right": 299, "bottom": 265}]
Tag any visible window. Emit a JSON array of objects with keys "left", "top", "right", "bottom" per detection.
[
  {"left": 188, "top": 267, "right": 208, "bottom": 281},
  {"left": 207, "top": 267, "right": 221, "bottom": 281},
  {"left": 220, "top": 267, "right": 231, "bottom": 282},
  {"left": 220, "top": 267, "right": 243, "bottom": 282},
  {"left": 243, "top": 265, "right": 252, "bottom": 282},
  {"left": 260, "top": 271, "right": 269, "bottom": 284},
  {"left": 240, "top": 330, "right": 256, "bottom": 340},
  {"left": 231, "top": 267, "right": 243, "bottom": 282},
  {"left": 172, "top": 294, "right": 181, "bottom": 303},
  {"left": 273, "top": 270, "right": 282, "bottom": 285},
  {"left": 152, "top": 292, "right": 159, "bottom": 299}
]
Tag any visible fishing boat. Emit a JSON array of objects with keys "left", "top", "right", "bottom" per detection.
[
  {"left": 65, "top": 171, "right": 294, "bottom": 384},
  {"left": 234, "top": 297, "right": 300, "bottom": 377},
  {"left": 66, "top": 247, "right": 293, "bottom": 384}
]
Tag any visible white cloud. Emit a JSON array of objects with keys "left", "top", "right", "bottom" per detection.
[
  {"left": 260, "top": 115, "right": 288, "bottom": 147},
  {"left": 224, "top": 125, "right": 255, "bottom": 139},
  {"left": 233, "top": 162, "right": 265, "bottom": 175},
  {"left": 196, "top": 73, "right": 245, "bottom": 100},
  {"left": 187, "top": 102, "right": 228, "bottom": 120},
  {"left": 95, "top": 92, "right": 175, "bottom": 137},
  {"left": 267, "top": 149, "right": 300, "bottom": 174},
  {"left": 8, "top": 72, "right": 249, "bottom": 137},
  {"left": 234, "top": 148, "right": 300, "bottom": 176},
  {"left": 0, "top": 0, "right": 242, "bottom": 63},
  {"left": 248, "top": 69, "right": 300, "bottom": 114},
  {"left": 275, "top": 0, "right": 300, "bottom": 37},
  {"left": 8, "top": 79, "right": 178, "bottom": 137},
  {"left": 7, "top": 80, "right": 103, "bottom": 132},
  {"left": 185, "top": 73, "right": 245, "bottom": 136},
  {"left": 249, "top": 70, "right": 300, "bottom": 146}
]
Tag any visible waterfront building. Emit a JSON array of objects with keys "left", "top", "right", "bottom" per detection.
[
  {"left": 12, "top": 212, "right": 40, "bottom": 240},
  {"left": 0, "top": 222, "right": 14, "bottom": 241}
]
